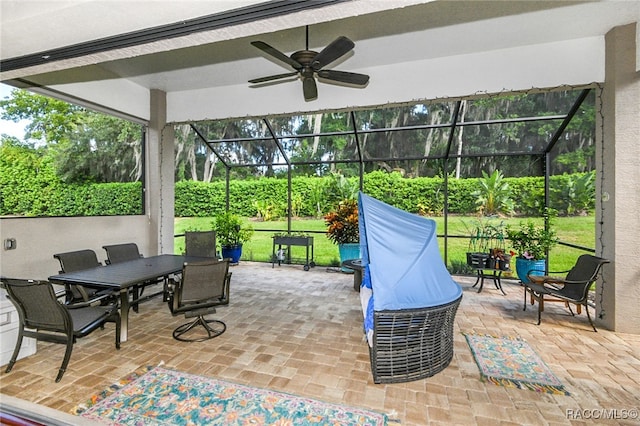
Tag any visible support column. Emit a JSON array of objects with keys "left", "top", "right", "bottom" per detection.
[
  {"left": 598, "top": 23, "right": 640, "bottom": 333},
  {"left": 147, "top": 89, "right": 175, "bottom": 255}
]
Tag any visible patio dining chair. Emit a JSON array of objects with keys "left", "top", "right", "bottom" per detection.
[
  {"left": 524, "top": 254, "right": 610, "bottom": 331},
  {"left": 53, "top": 249, "right": 115, "bottom": 305},
  {"left": 102, "top": 243, "right": 143, "bottom": 264},
  {"left": 166, "top": 259, "right": 231, "bottom": 342},
  {"left": 184, "top": 230, "right": 218, "bottom": 258},
  {"left": 1, "top": 278, "right": 120, "bottom": 382}
]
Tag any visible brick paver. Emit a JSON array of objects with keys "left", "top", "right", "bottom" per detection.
[{"left": 1, "top": 262, "right": 639, "bottom": 425}]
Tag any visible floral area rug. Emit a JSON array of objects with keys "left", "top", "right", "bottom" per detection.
[
  {"left": 73, "top": 365, "right": 389, "bottom": 425},
  {"left": 463, "top": 332, "right": 570, "bottom": 395}
]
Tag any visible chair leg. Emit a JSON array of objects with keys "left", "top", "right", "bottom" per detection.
[
  {"left": 537, "top": 293, "right": 543, "bottom": 325},
  {"left": 523, "top": 285, "right": 528, "bottom": 311},
  {"left": 5, "top": 327, "right": 25, "bottom": 374},
  {"left": 173, "top": 316, "right": 226, "bottom": 342},
  {"left": 201, "top": 318, "right": 226, "bottom": 339},
  {"left": 585, "top": 303, "right": 597, "bottom": 332},
  {"left": 566, "top": 303, "right": 575, "bottom": 317},
  {"left": 56, "top": 335, "right": 75, "bottom": 382}
]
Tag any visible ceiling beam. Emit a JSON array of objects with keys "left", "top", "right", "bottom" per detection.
[{"left": 0, "top": 0, "right": 346, "bottom": 73}]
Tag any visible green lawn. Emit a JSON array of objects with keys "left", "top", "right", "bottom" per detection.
[{"left": 174, "top": 215, "right": 595, "bottom": 274}]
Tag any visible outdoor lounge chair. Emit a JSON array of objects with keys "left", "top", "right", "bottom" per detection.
[
  {"left": 358, "top": 193, "right": 463, "bottom": 383},
  {"left": 368, "top": 297, "right": 462, "bottom": 383},
  {"left": 524, "top": 254, "right": 610, "bottom": 331},
  {"left": 1, "top": 278, "right": 120, "bottom": 382},
  {"left": 53, "top": 249, "right": 115, "bottom": 305},
  {"left": 167, "top": 259, "right": 231, "bottom": 342}
]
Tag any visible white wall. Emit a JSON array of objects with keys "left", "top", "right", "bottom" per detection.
[
  {"left": 0, "top": 216, "right": 159, "bottom": 281},
  {"left": 167, "top": 37, "right": 604, "bottom": 123},
  {"left": 598, "top": 23, "right": 640, "bottom": 334}
]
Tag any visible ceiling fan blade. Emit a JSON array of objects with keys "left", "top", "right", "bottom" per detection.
[
  {"left": 251, "top": 41, "right": 302, "bottom": 69},
  {"left": 249, "top": 72, "right": 298, "bottom": 84},
  {"left": 317, "top": 69, "right": 369, "bottom": 86},
  {"left": 302, "top": 77, "right": 318, "bottom": 101},
  {"left": 311, "top": 36, "right": 354, "bottom": 70}
]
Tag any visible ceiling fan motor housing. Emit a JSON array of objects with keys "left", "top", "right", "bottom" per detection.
[{"left": 249, "top": 33, "right": 369, "bottom": 101}]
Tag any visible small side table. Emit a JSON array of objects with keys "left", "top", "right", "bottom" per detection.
[
  {"left": 472, "top": 268, "right": 508, "bottom": 295},
  {"left": 341, "top": 259, "right": 363, "bottom": 292}
]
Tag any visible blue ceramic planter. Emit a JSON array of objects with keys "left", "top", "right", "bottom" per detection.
[
  {"left": 221, "top": 244, "right": 243, "bottom": 265},
  {"left": 515, "top": 258, "right": 545, "bottom": 283},
  {"left": 338, "top": 243, "right": 360, "bottom": 273}
]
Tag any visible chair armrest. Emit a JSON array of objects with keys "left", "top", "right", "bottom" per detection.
[
  {"left": 526, "top": 267, "right": 572, "bottom": 281},
  {"left": 64, "top": 292, "right": 113, "bottom": 309},
  {"left": 553, "top": 278, "right": 591, "bottom": 286},
  {"left": 526, "top": 273, "right": 567, "bottom": 287},
  {"left": 221, "top": 272, "right": 232, "bottom": 304}
]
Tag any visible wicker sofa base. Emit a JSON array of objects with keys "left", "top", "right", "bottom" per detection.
[{"left": 368, "top": 295, "right": 462, "bottom": 384}]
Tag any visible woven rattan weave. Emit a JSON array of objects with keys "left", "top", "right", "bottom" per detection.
[{"left": 369, "top": 295, "right": 462, "bottom": 384}]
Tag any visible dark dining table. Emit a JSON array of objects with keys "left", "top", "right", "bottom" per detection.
[{"left": 49, "top": 254, "right": 208, "bottom": 342}]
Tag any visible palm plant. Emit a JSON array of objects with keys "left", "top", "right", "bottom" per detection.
[
  {"left": 473, "top": 170, "right": 514, "bottom": 216},
  {"left": 552, "top": 172, "right": 595, "bottom": 216}
]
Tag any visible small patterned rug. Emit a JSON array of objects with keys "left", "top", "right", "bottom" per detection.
[
  {"left": 73, "top": 365, "right": 389, "bottom": 425},
  {"left": 463, "top": 332, "right": 570, "bottom": 395}
]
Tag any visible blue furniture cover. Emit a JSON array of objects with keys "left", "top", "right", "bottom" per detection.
[{"left": 358, "top": 192, "right": 462, "bottom": 331}]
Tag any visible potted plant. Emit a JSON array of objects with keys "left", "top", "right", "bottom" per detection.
[
  {"left": 463, "top": 217, "right": 508, "bottom": 270},
  {"left": 213, "top": 212, "right": 254, "bottom": 265},
  {"left": 324, "top": 198, "right": 360, "bottom": 272},
  {"left": 506, "top": 217, "right": 558, "bottom": 283}
]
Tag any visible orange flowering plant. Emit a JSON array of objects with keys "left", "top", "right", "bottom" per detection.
[{"left": 324, "top": 199, "right": 359, "bottom": 245}]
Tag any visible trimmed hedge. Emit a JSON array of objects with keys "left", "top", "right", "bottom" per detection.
[
  {"left": 1, "top": 152, "right": 590, "bottom": 218},
  {"left": 172, "top": 171, "right": 587, "bottom": 218}
]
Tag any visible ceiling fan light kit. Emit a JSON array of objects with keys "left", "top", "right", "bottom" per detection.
[{"left": 249, "top": 27, "right": 369, "bottom": 101}]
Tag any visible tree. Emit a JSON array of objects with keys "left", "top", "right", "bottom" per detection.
[
  {"left": 1, "top": 89, "right": 83, "bottom": 144},
  {"left": 0, "top": 88, "right": 142, "bottom": 183}
]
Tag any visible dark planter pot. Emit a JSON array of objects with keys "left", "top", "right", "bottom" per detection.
[
  {"left": 515, "top": 258, "right": 545, "bottom": 283},
  {"left": 499, "top": 254, "right": 512, "bottom": 271},
  {"left": 466, "top": 252, "right": 489, "bottom": 269},
  {"left": 273, "top": 236, "right": 313, "bottom": 246},
  {"left": 221, "top": 244, "right": 243, "bottom": 265}
]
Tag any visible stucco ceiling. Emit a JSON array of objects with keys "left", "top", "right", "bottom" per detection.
[{"left": 1, "top": 0, "right": 638, "bottom": 124}]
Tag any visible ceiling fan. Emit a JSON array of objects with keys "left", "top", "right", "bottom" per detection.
[{"left": 248, "top": 26, "right": 369, "bottom": 102}]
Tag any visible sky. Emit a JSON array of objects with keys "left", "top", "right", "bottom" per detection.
[{"left": 0, "top": 83, "right": 29, "bottom": 139}]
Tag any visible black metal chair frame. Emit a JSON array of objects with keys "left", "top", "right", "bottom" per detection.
[
  {"left": 524, "top": 254, "right": 610, "bottom": 331},
  {"left": 167, "top": 259, "right": 231, "bottom": 342},
  {"left": 53, "top": 249, "right": 115, "bottom": 305},
  {"left": 2, "top": 278, "right": 120, "bottom": 382},
  {"left": 102, "top": 243, "right": 143, "bottom": 265}
]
